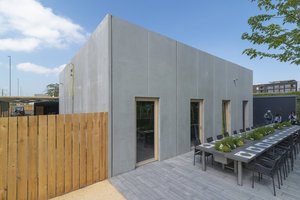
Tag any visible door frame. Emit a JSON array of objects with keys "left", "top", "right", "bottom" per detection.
[
  {"left": 222, "top": 100, "right": 231, "bottom": 134},
  {"left": 191, "top": 99, "right": 204, "bottom": 143},
  {"left": 242, "top": 100, "right": 249, "bottom": 130},
  {"left": 135, "top": 97, "right": 159, "bottom": 166}
]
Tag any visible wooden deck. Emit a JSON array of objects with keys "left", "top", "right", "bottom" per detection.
[{"left": 110, "top": 151, "right": 300, "bottom": 200}]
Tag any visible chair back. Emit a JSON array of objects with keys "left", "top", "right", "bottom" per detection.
[
  {"left": 246, "top": 127, "right": 250, "bottom": 131},
  {"left": 224, "top": 132, "right": 229, "bottom": 137},
  {"left": 193, "top": 125, "right": 201, "bottom": 143},
  {"left": 272, "top": 155, "right": 282, "bottom": 173},
  {"left": 233, "top": 130, "right": 238, "bottom": 135},
  {"left": 216, "top": 135, "right": 223, "bottom": 140},
  {"left": 194, "top": 137, "right": 201, "bottom": 147},
  {"left": 206, "top": 137, "right": 213, "bottom": 143}
]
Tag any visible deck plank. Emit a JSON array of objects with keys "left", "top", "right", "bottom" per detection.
[{"left": 111, "top": 151, "right": 300, "bottom": 200}]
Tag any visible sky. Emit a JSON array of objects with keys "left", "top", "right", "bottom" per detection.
[{"left": 0, "top": 0, "right": 299, "bottom": 96}]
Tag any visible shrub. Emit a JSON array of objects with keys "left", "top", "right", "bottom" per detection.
[
  {"left": 273, "top": 121, "right": 292, "bottom": 129},
  {"left": 215, "top": 136, "right": 245, "bottom": 152},
  {"left": 245, "top": 127, "right": 275, "bottom": 140},
  {"left": 233, "top": 137, "right": 245, "bottom": 147},
  {"left": 246, "top": 131, "right": 263, "bottom": 140}
]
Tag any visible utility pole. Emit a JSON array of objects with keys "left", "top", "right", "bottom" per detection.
[{"left": 8, "top": 56, "right": 11, "bottom": 96}]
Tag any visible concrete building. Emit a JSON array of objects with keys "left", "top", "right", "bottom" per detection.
[
  {"left": 253, "top": 80, "right": 298, "bottom": 94},
  {"left": 59, "top": 14, "right": 253, "bottom": 176}
]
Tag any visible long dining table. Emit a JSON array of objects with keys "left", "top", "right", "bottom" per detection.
[{"left": 196, "top": 125, "right": 300, "bottom": 186}]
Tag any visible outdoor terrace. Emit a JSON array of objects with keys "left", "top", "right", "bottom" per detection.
[{"left": 111, "top": 151, "right": 300, "bottom": 200}]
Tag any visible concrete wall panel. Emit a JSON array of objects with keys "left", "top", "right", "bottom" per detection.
[
  {"left": 177, "top": 43, "right": 199, "bottom": 153},
  {"left": 148, "top": 32, "right": 177, "bottom": 160},
  {"left": 111, "top": 17, "right": 149, "bottom": 175},
  {"left": 60, "top": 15, "right": 110, "bottom": 114}
]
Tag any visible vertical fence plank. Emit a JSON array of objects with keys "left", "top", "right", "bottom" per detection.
[
  {"left": 47, "top": 115, "right": 56, "bottom": 198},
  {"left": 38, "top": 116, "right": 48, "bottom": 200},
  {"left": 28, "top": 116, "right": 38, "bottom": 200},
  {"left": 64, "top": 115, "right": 72, "bottom": 193},
  {"left": 79, "top": 114, "right": 87, "bottom": 188},
  {"left": 86, "top": 113, "right": 93, "bottom": 185},
  {"left": 0, "top": 118, "right": 8, "bottom": 200},
  {"left": 99, "top": 113, "right": 104, "bottom": 180},
  {"left": 92, "top": 113, "right": 100, "bottom": 183},
  {"left": 7, "top": 117, "right": 17, "bottom": 200},
  {"left": 17, "top": 116, "right": 28, "bottom": 200},
  {"left": 104, "top": 112, "right": 108, "bottom": 178},
  {"left": 72, "top": 114, "right": 79, "bottom": 190},
  {"left": 2, "top": 112, "right": 108, "bottom": 200},
  {"left": 56, "top": 115, "right": 65, "bottom": 195}
]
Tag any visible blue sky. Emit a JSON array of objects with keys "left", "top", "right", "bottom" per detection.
[{"left": 0, "top": 0, "right": 299, "bottom": 96}]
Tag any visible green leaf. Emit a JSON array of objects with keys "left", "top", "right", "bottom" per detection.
[{"left": 242, "top": 0, "right": 300, "bottom": 65}]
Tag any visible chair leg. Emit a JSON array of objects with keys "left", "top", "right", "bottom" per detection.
[
  {"left": 193, "top": 154, "right": 195, "bottom": 165},
  {"left": 287, "top": 157, "right": 290, "bottom": 173},
  {"left": 283, "top": 159, "right": 287, "bottom": 179},
  {"left": 272, "top": 176, "right": 276, "bottom": 196},
  {"left": 279, "top": 167, "right": 283, "bottom": 186},
  {"left": 252, "top": 171, "right": 254, "bottom": 188},
  {"left": 289, "top": 151, "right": 294, "bottom": 171},
  {"left": 277, "top": 171, "right": 280, "bottom": 189}
]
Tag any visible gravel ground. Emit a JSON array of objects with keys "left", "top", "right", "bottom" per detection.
[{"left": 51, "top": 180, "right": 126, "bottom": 200}]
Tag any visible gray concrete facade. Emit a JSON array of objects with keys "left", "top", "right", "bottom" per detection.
[
  {"left": 60, "top": 14, "right": 253, "bottom": 177},
  {"left": 59, "top": 16, "right": 110, "bottom": 114}
]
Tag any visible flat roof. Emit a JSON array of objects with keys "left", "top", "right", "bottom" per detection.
[{"left": 0, "top": 96, "right": 59, "bottom": 104}]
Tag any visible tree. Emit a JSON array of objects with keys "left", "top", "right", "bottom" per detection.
[
  {"left": 242, "top": 0, "right": 300, "bottom": 65},
  {"left": 45, "top": 83, "right": 59, "bottom": 97}
]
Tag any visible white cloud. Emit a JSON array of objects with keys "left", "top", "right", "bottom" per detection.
[
  {"left": 0, "top": 0, "right": 88, "bottom": 52},
  {"left": 0, "top": 38, "right": 40, "bottom": 52},
  {"left": 17, "top": 62, "right": 65, "bottom": 75}
]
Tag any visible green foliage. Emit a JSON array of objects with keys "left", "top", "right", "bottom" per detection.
[
  {"left": 214, "top": 123, "right": 291, "bottom": 153},
  {"left": 45, "top": 83, "right": 59, "bottom": 97},
  {"left": 246, "top": 131, "right": 264, "bottom": 140},
  {"left": 273, "top": 123, "right": 282, "bottom": 129},
  {"left": 215, "top": 136, "right": 245, "bottom": 152},
  {"left": 273, "top": 121, "right": 292, "bottom": 129},
  {"left": 245, "top": 126, "right": 275, "bottom": 140},
  {"left": 242, "top": 0, "right": 300, "bottom": 65}
]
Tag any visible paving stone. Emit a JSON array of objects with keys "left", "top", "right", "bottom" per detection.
[{"left": 110, "top": 151, "right": 300, "bottom": 200}]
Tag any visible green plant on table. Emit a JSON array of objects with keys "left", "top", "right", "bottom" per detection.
[
  {"left": 245, "top": 131, "right": 263, "bottom": 140},
  {"left": 273, "top": 121, "right": 292, "bottom": 130},
  {"left": 233, "top": 137, "right": 245, "bottom": 147},
  {"left": 245, "top": 126, "right": 275, "bottom": 140},
  {"left": 215, "top": 136, "right": 245, "bottom": 153}
]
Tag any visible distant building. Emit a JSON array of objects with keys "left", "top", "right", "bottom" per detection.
[{"left": 253, "top": 80, "right": 298, "bottom": 94}]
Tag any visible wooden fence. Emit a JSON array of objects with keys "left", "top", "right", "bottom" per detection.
[{"left": 0, "top": 112, "right": 108, "bottom": 200}]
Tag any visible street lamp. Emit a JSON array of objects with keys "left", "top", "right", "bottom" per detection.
[{"left": 8, "top": 56, "right": 11, "bottom": 96}]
